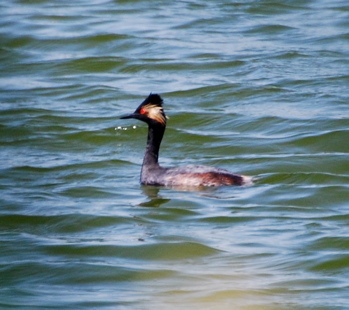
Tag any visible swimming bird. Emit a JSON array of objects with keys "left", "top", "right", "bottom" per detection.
[{"left": 121, "top": 94, "right": 252, "bottom": 188}]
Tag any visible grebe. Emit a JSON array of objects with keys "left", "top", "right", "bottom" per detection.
[{"left": 121, "top": 94, "right": 252, "bottom": 187}]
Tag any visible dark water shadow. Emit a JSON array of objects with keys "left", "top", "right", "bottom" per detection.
[{"left": 139, "top": 186, "right": 171, "bottom": 207}]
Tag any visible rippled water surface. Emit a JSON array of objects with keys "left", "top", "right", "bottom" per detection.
[{"left": 1, "top": 0, "right": 349, "bottom": 309}]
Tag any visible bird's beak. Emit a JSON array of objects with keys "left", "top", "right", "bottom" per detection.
[{"left": 120, "top": 113, "right": 137, "bottom": 119}]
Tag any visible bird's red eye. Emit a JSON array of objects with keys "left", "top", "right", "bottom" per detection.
[{"left": 140, "top": 108, "right": 146, "bottom": 114}]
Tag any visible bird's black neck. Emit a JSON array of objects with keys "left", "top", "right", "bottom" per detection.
[{"left": 142, "top": 123, "right": 165, "bottom": 168}]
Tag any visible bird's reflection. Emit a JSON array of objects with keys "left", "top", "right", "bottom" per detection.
[{"left": 139, "top": 186, "right": 171, "bottom": 207}]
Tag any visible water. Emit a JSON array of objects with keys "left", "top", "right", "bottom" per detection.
[{"left": 1, "top": 0, "right": 349, "bottom": 309}]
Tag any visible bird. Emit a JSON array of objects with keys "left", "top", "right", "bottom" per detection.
[{"left": 121, "top": 94, "right": 252, "bottom": 188}]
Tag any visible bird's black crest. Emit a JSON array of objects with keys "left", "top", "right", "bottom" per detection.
[{"left": 142, "top": 93, "right": 163, "bottom": 107}]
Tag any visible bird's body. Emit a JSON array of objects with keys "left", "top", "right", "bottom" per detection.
[
  {"left": 121, "top": 94, "right": 252, "bottom": 188},
  {"left": 141, "top": 164, "right": 248, "bottom": 187}
]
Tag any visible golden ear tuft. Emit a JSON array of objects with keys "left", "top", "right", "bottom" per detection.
[{"left": 142, "top": 104, "right": 167, "bottom": 125}]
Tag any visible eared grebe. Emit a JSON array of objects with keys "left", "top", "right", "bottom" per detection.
[{"left": 121, "top": 94, "right": 252, "bottom": 187}]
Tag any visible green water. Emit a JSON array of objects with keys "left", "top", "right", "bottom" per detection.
[{"left": 1, "top": 0, "right": 349, "bottom": 309}]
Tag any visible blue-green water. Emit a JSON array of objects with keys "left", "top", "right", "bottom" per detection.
[{"left": 1, "top": 0, "right": 349, "bottom": 309}]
